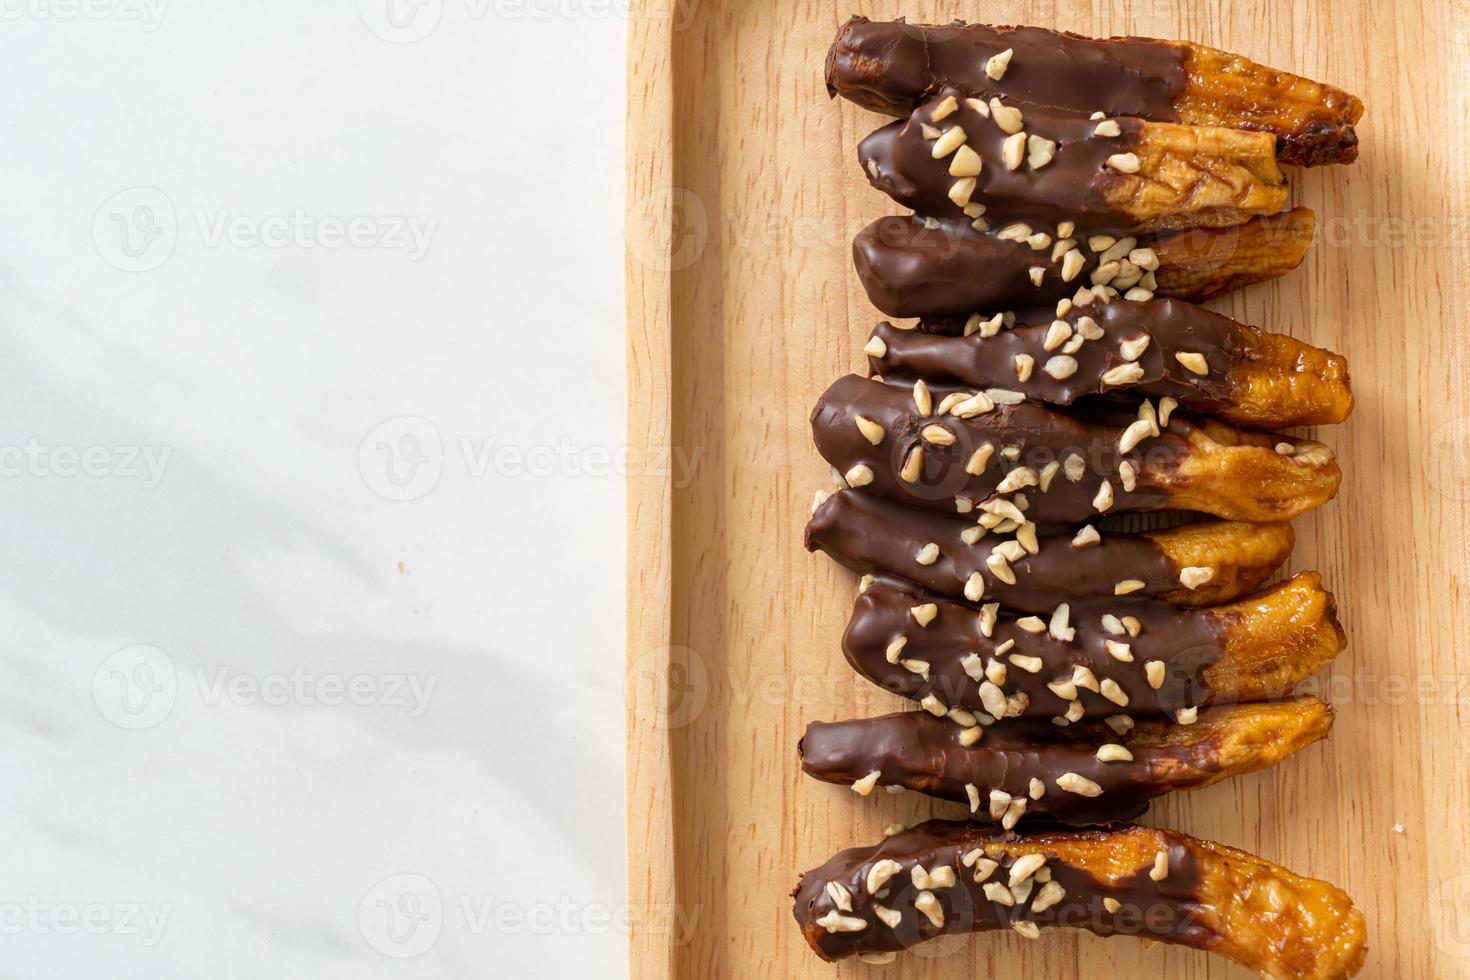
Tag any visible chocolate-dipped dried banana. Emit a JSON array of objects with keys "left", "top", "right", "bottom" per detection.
[
  {"left": 840, "top": 573, "right": 1343, "bottom": 723},
  {"left": 799, "top": 697, "right": 1333, "bottom": 824},
  {"left": 854, "top": 208, "right": 1315, "bottom": 318},
  {"left": 812, "top": 374, "right": 1340, "bottom": 524},
  {"left": 806, "top": 489, "right": 1293, "bottom": 613},
  {"left": 825, "top": 17, "right": 1364, "bottom": 167},
  {"left": 861, "top": 91, "right": 1287, "bottom": 235},
  {"left": 865, "top": 299, "right": 1353, "bottom": 429},
  {"left": 793, "top": 819, "right": 1368, "bottom": 977}
]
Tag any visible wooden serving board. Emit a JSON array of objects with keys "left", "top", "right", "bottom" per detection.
[{"left": 625, "top": 2, "right": 1470, "bottom": 976}]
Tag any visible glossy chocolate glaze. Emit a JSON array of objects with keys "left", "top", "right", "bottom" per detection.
[
  {"left": 853, "top": 214, "right": 1065, "bottom": 317},
  {"left": 826, "top": 17, "right": 1188, "bottom": 122},
  {"left": 799, "top": 709, "right": 1236, "bottom": 823},
  {"left": 841, "top": 576, "right": 1223, "bottom": 719},
  {"left": 867, "top": 299, "right": 1239, "bottom": 413},
  {"left": 806, "top": 490, "right": 1182, "bottom": 614},
  {"left": 812, "top": 373, "right": 1191, "bottom": 524},
  {"left": 861, "top": 91, "right": 1147, "bottom": 233},
  {"left": 793, "top": 819, "right": 1210, "bottom": 962}
]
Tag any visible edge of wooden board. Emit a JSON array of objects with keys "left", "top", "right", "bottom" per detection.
[{"left": 624, "top": 4, "right": 678, "bottom": 979}]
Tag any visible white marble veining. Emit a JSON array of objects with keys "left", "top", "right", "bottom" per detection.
[{"left": 0, "top": 4, "right": 627, "bottom": 975}]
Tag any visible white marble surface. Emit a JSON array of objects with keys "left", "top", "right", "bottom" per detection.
[{"left": 0, "top": 4, "right": 627, "bottom": 976}]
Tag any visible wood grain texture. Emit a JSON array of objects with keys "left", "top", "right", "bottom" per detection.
[{"left": 625, "top": 1, "right": 1470, "bottom": 976}]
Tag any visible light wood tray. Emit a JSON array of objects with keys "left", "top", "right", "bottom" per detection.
[{"left": 625, "top": 2, "right": 1470, "bottom": 976}]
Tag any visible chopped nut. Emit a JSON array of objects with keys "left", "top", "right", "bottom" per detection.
[
  {"left": 1179, "top": 566, "right": 1215, "bottom": 590},
  {"left": 982, "top": 881, "right": 1015, "bottom": 906},
  {"left": 1014, "top": 353, "right": 1035, "bottom": 382},
  {"left": 1094, "top": 119, "right": 1122, "bottom": 137},
  {"left": 985, "top": 47, "right": 1014, "bottom": 80},
  {"left": 900, "top": 445, "right": 925, "bottom": 483},
  {"left": 851, "top": 770, "right": 881, "bottom": 796},
  {"left": 914, "top": 542, "right": 940, "bottom": 565},
  {"left": 1114, "top": 579, "right": 1145, "bottom": 595},
  {"left": 910, "top": 603, "right": 938, "bottom": 627},
  {"left": 1028, "top": 265, "right": 1045, "bottom": 286},
  {"left": 932, "top": 126, "right": 966, "bottom": 158},
  {"left": 914, "top": 890, "right": 945, "bottom": 928},
  {"left": 1118, "top": 335, "right": 1150, "bottom": 361},
  {"left": 1003, "top": 131, "right": 1027, "bottom": 169},
  {"left": 1118, "top": 418, "right": 1155, "bottom": 454},
  {"left": 1096, "top": 743, "right": 1134, "bottom": 762},
  {"left": 1056, "top": 772, "right": 1103, "bottom": 796},
  {"left": 1008, "top": 853, "right": 1046, "bottom": 886},
  {"left": 884, "top": 636, "right": 906, "bottom": 663},
  {"left": 866, "top": 858, "right": 902, "bottom": 894},
  {"left": 1044, "top": 355, "right": 1078, "bottom": 380},
  {"left": 1092, "top": 479, "right": 1114, "bottom": 512},
  {"left": 815, "top": 909, "right": 868, "bottom": 933},
  {"left": 1175, "top": 351, "right": 1209, "bottom": 376},
  {"left": 1009, "top": 653, "right": 1043, "bottom": 673},
  {"left": 1105, "top": 152, "right": 1140, "bottom": 173},
  {"left": 930, "top": 94, "right": 958, "bottom": 121},
  {"left": 949, "top": 143, "right": 983, "bottom": 177},
  {"left": 1072, "top": 524, "right": 1100, "bottom": 548},
  {"left": 854, "top": 415, "right": 885, "bottom": 445},
  {"left": 921, "top": 423, "right": 956, "bottom": 447},
  {"left": 1145, "top": 660, "right": 1166, "bottom": 689},
  {"left": 989, "top": 98, "right": 1024, "bottom": 134},
  {"left": 1101, "top": 362, "right": 1145, "bottom": 387},
  {"left": 948, "top": 176, "right": 977, "bottom": 208},
  {"left": 1150, "top": 851, "right": 1169, "bottom": 881},
  {"left": 1105, "top": 639, "right": 1133, "bottom": 663},
  {"left": 1026, "top": 134, "right": 1057, "bottom": 169},
  {"left": 844, "top": 463, "right": 874, "bottom": 487},
  {"left": 826, "top": 880, "right": 854, "bottom": 911},
  {"left": 863, "top": 335, "right": 887, "bottom": 358},
  {"left": 1060, "top": 248, "right": 1086, "bottom": 282}
]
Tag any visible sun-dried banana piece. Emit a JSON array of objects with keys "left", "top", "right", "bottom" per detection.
[
  {"left": 793, "top": 819, "right": 1368, "bottom": 977},
  {"left": 826, "top": 16, "right": 1363, "bottom": 166},
  {"left": 806, "top": 489, "right": 1293, "bottom": 613},
  {"left": 812, "top": 374, "right": 1340, "bottom": 524},
  {"left": 840, "top": 573, "right": 1343, "bottom": 721},
  {"left": 854, "top": 208, "right": 1314, "bottom": 318},
  {"left": 800, "top": 697, "right": 1333, "bottom": 822},
  {"left": 863, "top": 94, "right": 1287, "bottom": 234},
  {"left": 868, "top": 299, "right": 1351, "bottom": 429}
]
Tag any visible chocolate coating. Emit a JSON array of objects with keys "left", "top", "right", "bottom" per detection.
[
  {"left": 867, "top": 299, "right": 1238, "bottom": 412},
  {"left": 842, "top": 576, "right": 1222, "bottom": 719},
  {"left": 799, "top": 709, "right": 1238, "bottom": 824},
  {"left": 793, "top": 818, "right": 1209, "bottom": 962},
  {"left": 812, "top": 373, "right": 1188, "bottom": 524},
  {"left": 806, "top": 489, "right": 1181, "bottom": 614},
  {"left": 826, "top": 17, "right": 1188, "bottom": 121},
  {"left": 861, "top": 91, "right": 1146, "bottom": 233},
  {"left": 854, "top": 214, "right": 1084, "bottom": 317}
]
